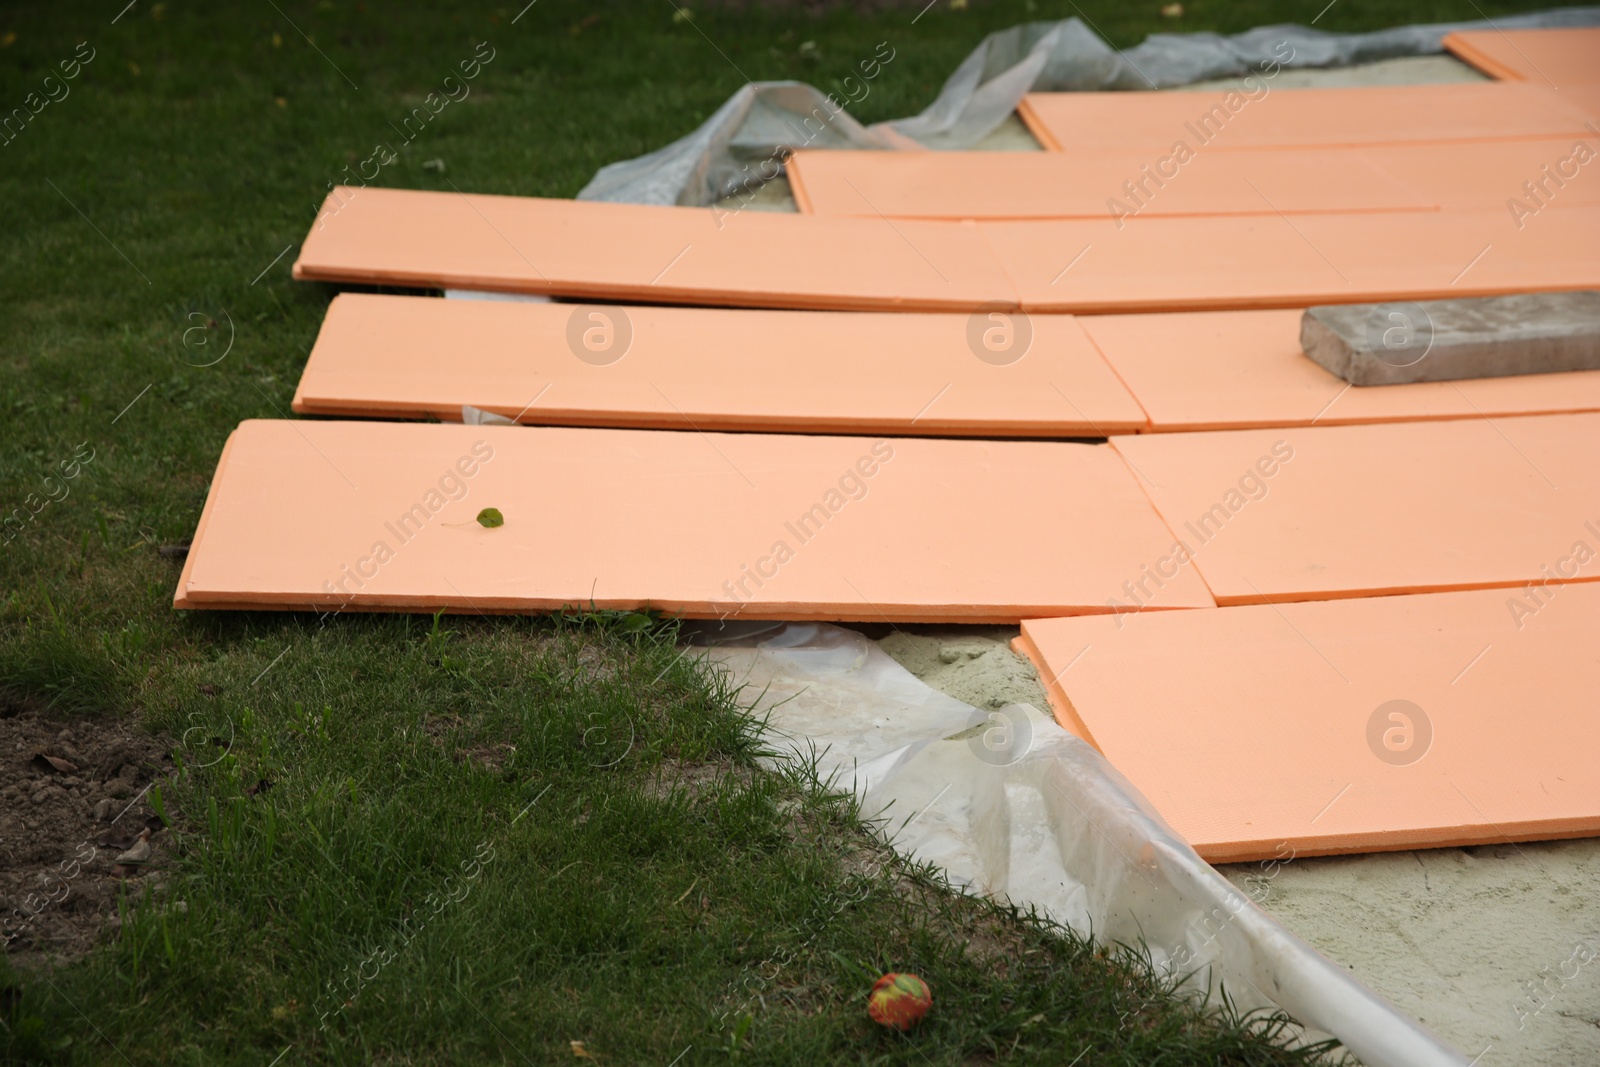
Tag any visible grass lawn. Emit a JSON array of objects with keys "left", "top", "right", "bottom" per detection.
[{"left": 0, "top": 0, "right": 1579, "bottom": 1062}]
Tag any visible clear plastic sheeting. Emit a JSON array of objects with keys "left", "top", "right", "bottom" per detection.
[
  {"left": 460, "top": 405, "right": 515, "bottom": 426},
  {"left": 579, "top": 7, "right": 1600, "bottom": 206},
  {"left": 442, "top": 289, "right": 551, "bottom": 302},
  {"left": 577, "top": 81, "right": 893, "bottom": 208},
  {"left": 698, "top": 622, "right": 1466, "bottom": 1067}
]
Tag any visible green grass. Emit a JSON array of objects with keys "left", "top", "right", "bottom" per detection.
[
  {"left": 0, "top": 0, "right": 1581, "bottom": 1062},
  {"left": 1, "top": 613, "right": 1332, "bottom": 1065}
]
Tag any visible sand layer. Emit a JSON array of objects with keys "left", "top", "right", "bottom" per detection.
[
  {"left": 867, "top": 623, "right": 1600, "bottom": 1066},
  {"left": 739, "top": 50, "right": 1583, "bottom": 1063}
]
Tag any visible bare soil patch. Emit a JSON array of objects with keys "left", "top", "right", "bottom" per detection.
[{"left": 0, "top": 700, "right": 175, "bottom": 967}]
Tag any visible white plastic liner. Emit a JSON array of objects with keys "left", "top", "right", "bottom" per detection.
[
  {"left": 580, "top": 7, "right": 1600, "bottom": 206},
  {"left": 442, "top": 289, "right": 552, "bottom": 302},
  {"left": 578, "top": 82, "right": 894, "bottom": 208},
  {"left": 698, "top": 622, "right": 1467, "bottom": 1067}
]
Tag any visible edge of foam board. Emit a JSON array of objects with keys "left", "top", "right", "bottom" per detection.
[
  {"left": 176, "top": 421, "right": 1216, "bottom": 621},
  {"left": 1017, "top": 594, "right": 1600, "bottom": 863},
  {"left": 288, "top": 295, "right": 1151, "bottom": 436},
  {"left": 1441, "top": 30, "right": 1526, "bottom": 81},
  {"left": 1192, "top": 816, "right": 1600, "bottom": 864},
  {"left": 173, "top": 425, "right": 244, "bottom": 611},
  {"left": 1010, "top": 630, "right": 1095, "bottom": 745},
  {"left": 290, "top": 187, "right": 1020, "bottom": 314},
  {"left": 1013, "top": 96, "right": 1064, "bottom": 152},
  {"left": 787, "top": 163, "right": 817, "bottom": 215}
]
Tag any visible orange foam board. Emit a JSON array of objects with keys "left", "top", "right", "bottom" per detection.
[
  {"left": 1079, "top": 309, "right": 1600, "bottom": 432},
  {"left": 790, "top": 139, "right": 1600, "bottom": 220},
  {"left": 785, "top": 147, "right": 1437, "bottom": 220},
  {"left": 291, "top": 293, "right": 1148, "bottom": 436},
  {"left": 1015, "top": 584, "right": 1600, "bottom": 862},
  {"left": 1108, "top": 412, "right": 1600, "bottom": 605},
  {"left": 1444, "top": 27, "right": 1600, "bottom": 88},
  {"left": 1551, "top": 81, "right": 1600, "bottom": 122},
  {"left": 1016, "top": 81, "right": 1593, "bottom": 154},
  {"left": 292, "top": 186, "right": 1016, "bottom": 312},
  {"left": 984, "top": 206, "right": 1600, "bottom": 312},
  {"left": 1361, "top": 137, "right": 1600, "bottom": 213},
  {"left": 175, "top": 421, "right": 1214, "bottom": 620}
]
